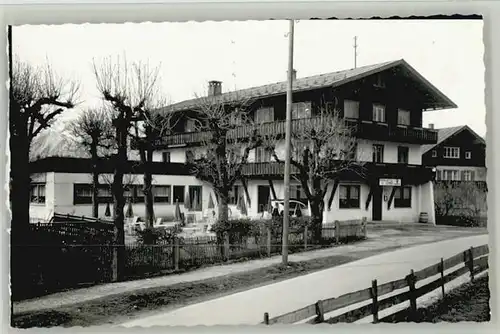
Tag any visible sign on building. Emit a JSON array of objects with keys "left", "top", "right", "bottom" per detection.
[{"left": 379, "top": 178, "right": 401, "bottom": 187}]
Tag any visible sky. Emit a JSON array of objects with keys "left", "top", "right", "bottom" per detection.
[{"left": 13, "top": 19, "right": 485, "bottom": 136}]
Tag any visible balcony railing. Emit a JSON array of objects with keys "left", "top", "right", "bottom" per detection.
[
  {"left": 241, "top": 161, "right": 435, "bottom": 185},
  {"left": 155, "top": 117, "right": 438, "bottom": 148}
]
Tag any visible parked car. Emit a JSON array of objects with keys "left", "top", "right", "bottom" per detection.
[{"left": 270, "top": 199, "right": 309, "bottom": 217}]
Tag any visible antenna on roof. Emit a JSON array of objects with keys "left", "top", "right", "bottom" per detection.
[{"left": 354, "top": 36, "right": 358, "bottom": 69}]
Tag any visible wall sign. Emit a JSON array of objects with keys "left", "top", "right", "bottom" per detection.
[{"left": 379, "top": 178, "right": 401, "bottom": 187}]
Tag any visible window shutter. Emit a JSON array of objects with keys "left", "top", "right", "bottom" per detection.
[
  {"left": 460, "top": 171, "right": 465, "bottom": 181},
  {"left": 471, "top": 171, "right": 475, "bottom": 181}
]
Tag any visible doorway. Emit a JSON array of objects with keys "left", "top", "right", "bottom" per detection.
[
  {"left": 257, "top": 185, "right": 270, "bottom": 213},
  {"left": 372, "top": 184, "right": 383, "bottom": 221}
]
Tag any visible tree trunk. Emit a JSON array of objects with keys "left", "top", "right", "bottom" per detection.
[
  {"left": 143, "top": 170, "right": 154, "bottom": 228},
  {"left": 91, "top": 145, "right": 99, "bottom": 218},
  {"left": 218, "top": 189, "right": 230, "bottom": 224},
  {"left": 111, "top": 122, "right": 127, "bottom": 282},
  {"left": 143, "top": 142, "right": 155, "bottom": 229},
  {"left": 217, "top": 189, "right": 230, "bottom": 258},
  {"left": 309, "top": 198, "right": 324, "bottom": 243}
]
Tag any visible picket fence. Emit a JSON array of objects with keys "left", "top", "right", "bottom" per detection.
[{"left": 263, "top": 244, "right": 489, "bottom": 325}]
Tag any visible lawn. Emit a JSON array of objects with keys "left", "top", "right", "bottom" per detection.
[{"left": 381, "top": 275, "right": 490, "bottom": 323}]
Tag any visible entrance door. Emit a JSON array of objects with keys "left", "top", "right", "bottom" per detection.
[
  {"left": 372, "top": 184, "right": 383, "bottom": 221},
  {"left": 257, "top": 185, "right": 270, "bottom": 213}
]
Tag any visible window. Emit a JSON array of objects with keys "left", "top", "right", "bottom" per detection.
[
  {"left": 397, "top": 109, "right": 410, "bottom": 126},
  {"left": 255, "top": 107, "right": 274, "bottom": 124},
  {"left": 74, "top": 184, "right": 92, "bottom": 204},
  {"left": 30, "top": 183, "right": 46, "bottom": 204},
  {"left": 255, "top": 147, "right": 272, "bottom": 162},
  {"left": 173, "top": 185, "right": 185, "bottom": 203},
  {"left": 397, "top": 146, "right": 409, "bottom": 164},
  {"left": 372, "top": 104, "right": 386, "bottom": 123},
  {"left": 344, "top": 100, "right": 359, "bottom": 119},
  {"left": 98, "top": 186, "right": 113, "bottom": 203},
  {"left": 462, "top": 171, "right": 473, "bottom": 181},
  {"left": 432, "top": 150, "right": 437, "bottom": 158},
  {"left": 372, "top": 144, "right": 384, "bottom": 163},
  {"left": 394, "top": 187, "right": 412, "bottom": 208},
  {"left": 154, "top": 185, "right": 171, "bottom": 203},
  {"left": 442, "top": 169, "right": 460, "bottom": 181},
  {"left": 185, "top": 119, "right": 197, "bottom": 132},
  {"left": 443, "top": 147, "right": 460, "bottom": 159},
  {"left": 339, "top": 185, "right": 360, "bottom": 209},
  {"left": 74, "top": 184, "right": 117, "bottom": 204},
  {"left": 465, "top": 151, "right": 472, "bottom": 159},
  {"left": 162, "top": 152, "right": 171, "bottom": 162},
  {"left": 292, "top": 102, "right": 312, "bottom": 119},
  {"left": 229, "top": 186, "right": 240, "bottom": 205}
]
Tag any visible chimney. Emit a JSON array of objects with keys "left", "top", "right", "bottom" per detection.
[
  {"left": 208, "top": 80, "right": 222, "bottom": 96},
  {"left": 428, "top": 123, "right": 434, "bottom": 129},
  {"left": 287, "top": 69, "right": 297, "bottom": 81}
]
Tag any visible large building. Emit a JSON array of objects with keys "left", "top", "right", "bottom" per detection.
[{"left": 29, "top": 59, "right": 456, "bottom": 224}]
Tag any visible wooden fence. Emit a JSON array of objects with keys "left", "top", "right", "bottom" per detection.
[{"left": 262, "top": 244, "right": 489, "bottom": 325}]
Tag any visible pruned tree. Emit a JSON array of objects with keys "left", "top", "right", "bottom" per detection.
[
  {"left": 9, "top": 55, "right": 79, "bottom": 234},
  {"left": 92, "top": 55, "right": 163, "bottom": 281},
  {"left": 68, "top": 107, "right": 114, "bottom": 218},
  {"left": 131, "top": 99, "right": 174, "bottom": 229},
  {"left": 262, "top": 108, "right": 364, "bottom": 242},
  {"left": 185, "top": 95, "right": 261, "bottom": 227}
]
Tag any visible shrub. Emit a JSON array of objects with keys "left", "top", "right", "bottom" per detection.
[{"left": 135, "top": 226, "right": 183, "bottom": 245}]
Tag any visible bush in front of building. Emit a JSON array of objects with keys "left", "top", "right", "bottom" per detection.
[{"left": 135, "top": 225, "right": 183, "bottom": 245}]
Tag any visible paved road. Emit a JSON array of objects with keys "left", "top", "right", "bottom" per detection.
[{"left": 121, "top": 234, "right": 487, "bottom": 327}]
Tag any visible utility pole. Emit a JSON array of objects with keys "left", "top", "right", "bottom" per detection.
[
  {"left": 354, "top": 36, "right": 358, "bottom": 68},
  {"left": 282, "top": 19, "right": 294, "bottom": 265}
]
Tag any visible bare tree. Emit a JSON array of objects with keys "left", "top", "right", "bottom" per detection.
[
  {"left": 9, "top": 55, "right": 79, "bottom": 233},
  {"left": 92, "top": 55, "right": 163, "bottom": 281},
  {"left": 131, "top": 101, "right": 174, "bottom": 229},
  {"left": 68, "top": 107, "right": 114, "bottom": 218},
  {"left": 263, "top": 108, "right": 364, "bottom": 242},
  {"left": 434, "top": 182, "right": 460, "bottom": 218},
  {"left": 185, "top": 95, "right": 261, "bottom": 226}
]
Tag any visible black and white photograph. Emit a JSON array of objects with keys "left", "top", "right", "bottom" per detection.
[{"left": 8, "top": 17, "right": 489, "bottom": 327}]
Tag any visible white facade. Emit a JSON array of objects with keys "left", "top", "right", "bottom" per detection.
[{"left": 29, "top": 171, "right": 218, "bottom": 222}]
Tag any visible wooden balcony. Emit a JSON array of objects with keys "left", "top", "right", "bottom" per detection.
[
  {"left": 241, "top": 161, "right": 435, "bottom": 185},
  {"left": 155, "top": 117, "right": 437, "bottom": 148}
]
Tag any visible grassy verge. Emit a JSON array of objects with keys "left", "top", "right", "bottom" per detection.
[
  {"left": 381, "top": 275, "right": 490, "bottom": 323},
  {"left": 12, "top": 246, "right": 400, "bottom": 328}
]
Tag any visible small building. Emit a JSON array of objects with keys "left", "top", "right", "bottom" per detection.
[{"left": 422, "top": 125, "right": 486, "bottom": 182}]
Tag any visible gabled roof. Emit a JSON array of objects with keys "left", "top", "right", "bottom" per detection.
[
  {"left": 422, "top": 125, "right": 486, "bottom": 154},
  {"left": 160, "top": 59, "right": 457, "bottom": 113}
]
